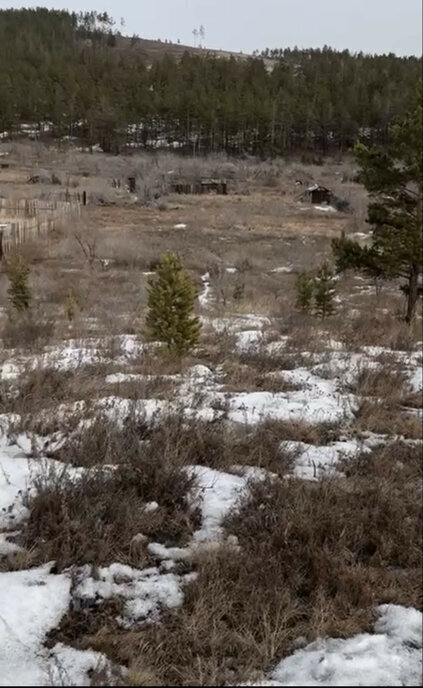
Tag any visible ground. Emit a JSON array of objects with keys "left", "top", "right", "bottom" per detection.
[{"left": 0, "top": 142, "right": 421, "bottom": 686}]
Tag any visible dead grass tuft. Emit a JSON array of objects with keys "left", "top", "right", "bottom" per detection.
[
  {"left": 354, "top": 401, "right": 422, "bottom": 439},
  {"left": 352, "top": 366, "right": 407, "bottom": 401},
  {"left": 21, "top": 416, "right": 198, "bottom": 569},
  {"left": 2, "top": 314, "right": 55, "bottom": 349},
  {"left": 119, "top": 469, "right": 421, "bottom": 685},
  {"left": 221, "top": 360, "right": 298, "bottom": 393}
]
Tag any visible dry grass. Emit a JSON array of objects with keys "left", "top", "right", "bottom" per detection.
[
  {"left": 68, "top": 463, "right": 421, "bottom": 686},
  {"left": 354, "top": 401, "right": 422, "bottom": 439},
  {"left": 1, "top": 148, "right": 421, "bottom": 685},
  {"left": 221, "top": 360, "right": 298, "bottom": 393},
  {"left": 352, "top": 365, "right": 408, "bottom": 400},
  {"left": 2, "top": 313, "right": 55, "bottom": 349},
  {"left": 21, "top": 416, "right": 199, "bottom": 569},
  {"left": 337, "top": 310, "right": 421, "bottom": 351}
]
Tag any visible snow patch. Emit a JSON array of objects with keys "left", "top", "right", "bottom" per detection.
[
  {"left": 281, "top": 438, "right": 369, "bottom": 481},
  {"left": 0, "top": 565, "right": 71, "bottom": 686},
  {"left": 188, "top": 465, "right": 266, "bottom": 543},
  {"left": 269, "top": 605, "right": 422, "bottom": 687},
  {"left": 314, "top": 204, "right": 337, "bottom": 213},
  {"left": 199, "top": 272, "right": 212, "bottom": 307},
  {"left": 73, "top": 562, "right": 191, "bottom": 627}
]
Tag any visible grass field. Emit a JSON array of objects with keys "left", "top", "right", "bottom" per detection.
[{"left": 0, "top": 143, "right": 421, "bottom": 686}]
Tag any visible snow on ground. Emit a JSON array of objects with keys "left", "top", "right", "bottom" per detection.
[
  {"left": 201, "top": 314, "right": 271, "bottom": 334},
  {"left": 310, "top": 352, "right": 381, "bottom": 389},
  {"left": 314, "top": 205, "right": 337, "bottom": 213},
  {"left": 0, "top": 284, "right": 421, "bottom": 687},
  {"left": 0, "top": 446, "right": 84, "bottom": 530},
  {"left": 72, "top": 562, "right": 194, "bottom": 628},
  {"left": 235, "top": 329, "right": 264, "bottom": 351},
  {"left": 226, "top": 366, "right": 356, "bottom": 425},
  {"left": 271, "top": 265, "right": 294, "bottom": 273},
  {"left": 228, "top": 388, "right": 353, "bottom": 425},
  {"left": 188, "top": 465, "right": 262, "bottom": 543},
  {"left": 0, "top": 564, "right": 71, "bottom": 686},
  {"left": 407, "top": 366, "right": 422, "bottom": 393},
  {"left": 267, "top": 605, "right": 422, "bottom": 687},
  {"left": 281, "top": 438, "right": 370, "bottom": 480},
  {"left": 0, "top": 334, "right": 148, "bottom": 380},
  {"left": 199, "top": 271, "right": 213, "bottom": 307},
  {"left": 47, "top": 644, "right": 115, "bottom": 687},
  {"left": 0, "top": 564, "right": 115, "bottom": 687},
  {"left": 0, "top": 530, "right": 22, "bottom": 555}
]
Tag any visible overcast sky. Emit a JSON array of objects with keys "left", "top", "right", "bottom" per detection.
[{"left": 3, "top": 0, "right": 422, "bottom": 55}]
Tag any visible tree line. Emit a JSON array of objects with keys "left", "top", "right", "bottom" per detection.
[{"left": 0, "top": 8, "right": 421, "bottom": 155}]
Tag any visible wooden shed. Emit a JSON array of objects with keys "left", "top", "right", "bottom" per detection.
[{"left": 306, "top": 184, "right": 332, "bottom": 205}]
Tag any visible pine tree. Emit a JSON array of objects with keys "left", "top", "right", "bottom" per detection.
[
  {"left": 314, "top": 262, "right": 336, "bottom": 318},
  {"left": 6, "top": 254, "right": 31, "bottom": 314},
  {"left": 332, "top": 92, "right": 422, "bottom": 323},
  {"left": 295, "top": 271, "right": 314, "bottom": 312},
  {"left": 146, "top": 253, "right": 201, "bottom": 354}
]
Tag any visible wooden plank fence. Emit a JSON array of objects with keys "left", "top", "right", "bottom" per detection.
[{"left": 0, "top": 196, "right": 81, "bottom": 259}]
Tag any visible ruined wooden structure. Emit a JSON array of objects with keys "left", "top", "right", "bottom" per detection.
[
  {"left": 304, "top": 183, "right": 333, "bottom": 204},
  {"left": 171, "top": 178, "right": 227, "bottom": 195},
  {"left": 0, "top": 197, "right": 81, "bottom": 258}
]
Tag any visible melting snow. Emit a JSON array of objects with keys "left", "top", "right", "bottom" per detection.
[
  {"left": 47, "top": 644, "right": 114, "bottom": 687},
  {"left": 0, "top": 565, "right": 71, "bottom": 686},
  {"left": 73, "top": 562, "right": 191, "bottom": 627},
  {"left": 235, "top": 329, "right": 264, "bottom": 351},
  {"left": 199, "top": 272, "right": 212, "bottom": 307},
  {"left": 314, "top": 205, "right": 337, "bottom": 213},
  {"left": 281, "top": 438, "right": 369, "bottom": 480},
  {"left": 271, "top": 265, "right": 294, "bottom": 273},
  {"left": 407, "top": 367, "right": 422, "bottom": 393},
  {"left": 188, "top": 465, "right": 266, "bottom": 543},
  {"left": 268, "top": 605, "right": 422, "bottom": 687}
]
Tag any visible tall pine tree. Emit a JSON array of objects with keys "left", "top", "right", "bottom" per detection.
[{"left": 332, "top": 91, "right": 422, "bottom": 322}]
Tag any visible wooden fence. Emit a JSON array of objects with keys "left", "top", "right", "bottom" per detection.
[{"left": 0, "top": 197, "right": 81, "bottom": 258}]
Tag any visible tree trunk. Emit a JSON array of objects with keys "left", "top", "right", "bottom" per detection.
[{"left": 405, "top": 267, "right": 419, "bottom": 324}]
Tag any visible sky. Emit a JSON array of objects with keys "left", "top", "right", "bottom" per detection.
[{"left": 2, "top": 0, "right": 422, "bottom": 56}]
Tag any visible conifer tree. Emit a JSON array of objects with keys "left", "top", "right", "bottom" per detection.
[
  {"left": 314, "top": 262, "right": 336, "bottom": 318},
  {"left": 295, "top": 271, "right": 314, "bottom": 312},
  {"left": 6, "top": 254, "right": 31, "bottom": 314},
  {"left": 332, "top": 92, "right": 422, "bottom": 322},
  {"left": 146, "top": 253, "right": 201, "bottom": 354}
]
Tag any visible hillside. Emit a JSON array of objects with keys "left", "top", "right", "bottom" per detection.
[
  {"left": 114, "top": 34, "right": 276, "bottom": 69},
  {"left": 0, "top": 7, "right": 421, "bottom": 156}
]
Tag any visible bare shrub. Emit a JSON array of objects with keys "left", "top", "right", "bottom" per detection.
[
  {"left": 339, "top": 311, "right": 419, "bottom": 351},
  {"left": 2, "top": 367, "right": 73, "bottom": 416},
  {"left": 22, "top": 416, "right": 198, "bottom": 568},
  {"left": 2, "top": 313, "right": 54, "bottom": 349},
  {"left": 352, "top": 365, "right": 408, "bottom": 401},
  {"left": 221, "top": 360, "right": 298, "bottom": 393},
  {"left": 124, "top": 471, "right": 421, "bottom": 685},
  {"left": 354, "top": 401, "right": 422, "bottom": 439}
]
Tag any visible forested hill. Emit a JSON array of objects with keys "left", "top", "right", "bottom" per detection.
[{"left": 0, "top": 8, "right": 421, "bottom": 155}]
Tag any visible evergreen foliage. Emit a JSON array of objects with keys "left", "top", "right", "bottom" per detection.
[
  {"left": 332, "top": 91, "right": 422, "bottom": 322},
  {"left": 295, "top": 271, "right": 315, "bottom": 313},
  {"left": 6, "top": 254, "right": 31, "bottom": 314},
  {"left": 146, "top": 253, "right": 201, "bottom": 354},
  {"left": 0, "top": 8, "right": 420, "bottom": 155},
  {"left": 314, "top": 262, "right": 336, "bottom": 318}
]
